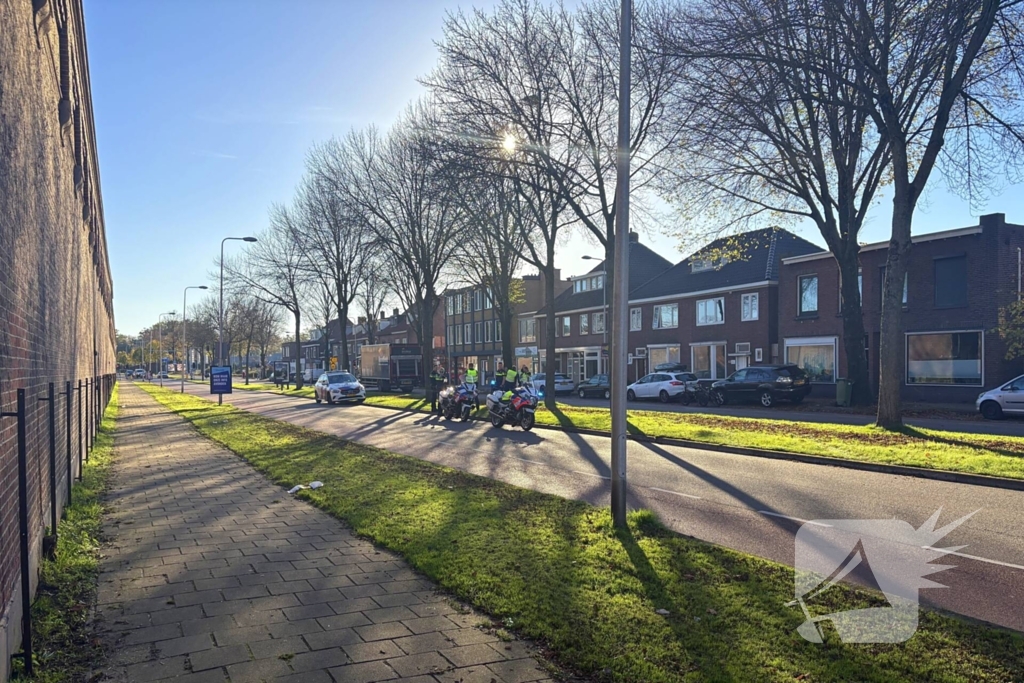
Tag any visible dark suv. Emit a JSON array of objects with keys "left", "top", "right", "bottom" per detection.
[{"left": 711, "top": 365, "right": 810, "bottom": 407}]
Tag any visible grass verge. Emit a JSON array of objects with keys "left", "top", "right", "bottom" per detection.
[
  {"left": 139, "top": 383, "right": 1023, "bottom": 683},
  {"left": 358, "top": 393, "right": 1024, "bottom": 480},
  {"left": 16, "top": 384, "right": 119, "bottom": 681}
]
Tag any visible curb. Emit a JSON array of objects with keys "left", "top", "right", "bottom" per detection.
[{"left": 209, "top": 384, "right": 1024, "bottom": 493}]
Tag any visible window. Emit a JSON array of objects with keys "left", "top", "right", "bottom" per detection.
[
  {"left": 798, "top": 275, "right": 818, "bottom": 316},
  {"left": 574, "top": 278, "right": 591, "bottom": 293},
  {"left": 630, "top": 307, "right": 642, "bottom": 331},
  {"left": 484, "top": 288, "right": 493, "bottom": 309},
  {"left": 475, "top": 322, "right": 483, "bottom": 344},
  {"left": 580, "top": 314, "right": 590, "bottom": 335},
  {"left": 907, "top": 331, "right": 982, "bottom": 385},
  {"left": 463, "top": 323, "right": 472, "bottom": 344},
  {"left": 879, "top": 267, "right": 909, "bottom": 307},
  {"left": 691, "top": 256, "right": 727, "bottom": 273},
  {"left": 591, "top": 275, "right": 603, "bottom": 290},
  {"left": 741, "top": 293, "right": 759, "bottom": 321},
  {"left": 652, "top": 304, "right": 678, "bottom": 329},
  {"left": 495, "top": 321, "right": 502, "bottom": 341},
  {"left": 593, "top": 312, "right": 606, "bottom": 334},
  {"left": 754, "top": 347, "right": 763, "bottom": 362},
  {"left": 785, "top": 337, "right": 837, "bottom": 383},
  {"left": 518, "top": 319, "right": 536, "bottom": 343},
  {"left": 839, "top": 269, "right": 863, "bottom": 311},
  {"left": 485, "top": 320, "right": 493, "bottom": 342},
  {"left": 446, "top": 296, "right": 454, "bottom": 316},
  {"left": 464, "top": 292, "right": 473, "bottom": 312},
  {"left": 454, "top": 295, "right": 462, "bottom": 315},
  {"left": 696, "top": 297, "right": 725, "bottom": 326},
  {"left": 475, "top": 290, "right": 484, "bottom": 311},
  {"left": 934, "top": 255, "right": 967, "bottom": 308},
  {"left": 648, "top": 345, "right": 680, "bottom": 369},
  {"left": 691, "top": 343, "right": 727, "bottom": 379},
  {"left": 561, "top": 316, "right": 571, "bottom": 336},
  {"left": 447, "top": 326, "right": 453, "bottom": 346},
  {"left": 455, "top": 325, "right": 463, "bottom": 345}
]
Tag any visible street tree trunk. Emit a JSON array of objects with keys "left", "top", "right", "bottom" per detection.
[
  {"left": 543, "top": 238, "right": 557, "bottom": 411},
  {"left": 876, "top": 199, "right": 913, "bottom": 428},
  {"left": 245, "top": 339, "right": 252, "bottom": 384},
  {"left": 338, "top": 302, "right": 350, "bottom": 372},
  {"left": 293, "top": 310, "right": 304, "bottom": 390},
  {"left": 837, "top": 251, "right": 871, "bottom": 406}
]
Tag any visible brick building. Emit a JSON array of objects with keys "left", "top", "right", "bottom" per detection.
[
  {"left": 779, "top": 213, "right": 1024, "bottom": 402},
  {"left": 1, "top": 0, "right": 116, "bottom": 677},
  {"left": 531, "top": 229, "right": 818, "bottom": 385}
]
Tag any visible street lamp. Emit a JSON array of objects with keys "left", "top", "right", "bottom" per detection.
[
  {"left": 158, "top": 311, "right": 175, "bottom": 386},
  {"left": 182, "top": 286, "right": 208, "bottom": 393},
  {"left": 219, "top": 236, "right": 258, "bottom": 404},
  {"left": 581, "top": 255, "right": 608, "bottom": 373}
]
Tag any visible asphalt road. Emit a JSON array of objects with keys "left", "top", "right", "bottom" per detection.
[
  {"left": 553, "top": 393, "right": 1024, "bottom": 436},
  {"left": 173, "top": 381, "right": 1024, "bottom": 633}
]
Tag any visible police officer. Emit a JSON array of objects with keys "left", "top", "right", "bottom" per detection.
[
  {"left": 519, "top": 365, "right": 532, "bottom": 387},
  {"left": 464, "top": 363, "right": 478, "bottom": 387},
  {"left": 429, "top": 364, "right": 444, "bottom": 413},
  {"left": 503, "top": 364, "right": 518, "bottom": 392}
]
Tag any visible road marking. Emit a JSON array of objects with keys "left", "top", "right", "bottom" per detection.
[
  {"left": 922, "top": 546, "right": 1024, "bottom": 571},
  {"left": 758, "top": 511, "right": 832, "bottom": 527},
  {"left": 572, "top": 470, "right": 611, "bottom": 480},
  {"left": 648, "top": 487, "right": 702, "bottom": 500}
]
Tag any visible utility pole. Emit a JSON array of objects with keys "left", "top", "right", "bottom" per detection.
[{"left": 610, "top": 0, "right": 631, "bottom": 529}]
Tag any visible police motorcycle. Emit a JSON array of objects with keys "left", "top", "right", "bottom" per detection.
[
  {"left": 438, "top": 384, "right": 458, "bottom": 420},
  {"left": 453, "top": 383, "right": 477, "bottom": 421},
  {"left": 485, "top": 384, "right": 539, "bottom": 431}
]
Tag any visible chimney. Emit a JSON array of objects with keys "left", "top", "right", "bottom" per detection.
[
  {"left": 628, "top": 231, "right": 639, "bottom": 243},
  {"left": 979, "top": 213, "right": 1005, "bottom": 233},
  {"left": 392, "top": 308, "right": 399, "bottom": 318},
  {"left": 357, "top": 316, "right": 366, "bottom": 324}
]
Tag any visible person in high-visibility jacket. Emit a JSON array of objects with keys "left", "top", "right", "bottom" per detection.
[
  {"left": 464, "top": 364, "right": 479, "bottom": 408},
  {"left": 519, "top": 365, "right": 532, "bottom": 387}
]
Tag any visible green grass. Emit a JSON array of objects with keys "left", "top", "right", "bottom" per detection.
[
  {"left": 360, "top": 394, "right": 1024, "bottom": 480},
  {"left": 14, "top": 385, "right": 120, "bottom": 681},
  {"left": 138, "top": 383, "right": 1023, "bottom": 683}
]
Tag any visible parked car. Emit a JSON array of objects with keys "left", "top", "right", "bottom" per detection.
[
  {"left": 576, "top": 374, "right": 611, "bottom": 399},
  {"left": 314, "top": 371, "right": 366, "bottom": 404},
  {"left": 158, "top": 371, "right": 169, "bottom": 379},
  {"left": 530, "top": 373, "right": 575, "bottom": 396},
  {"left": 977, "top": 374, "right": 1024, "bottom": 419},
  {"left": 711, "top": 365, "right": 810, "bottom": 407},
  {"left": 132, "top": 368, "right": 146, "bottom": 379},
  {"left": 653, "top": 362, "right": 689, "bottom": 373},
  {"left": 626, "top": 372, "right": 696, "bottom": 403}
]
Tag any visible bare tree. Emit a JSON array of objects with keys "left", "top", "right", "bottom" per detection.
[
  {"left": 359, "top": 261, "right": 391, "bottom": 346},
  {"left": 337, "top": 102, "right": 468, "bottom": 387},
  {"left": 654, "top": 0, "right": 891, "bottom": 405},
  {"left": 252, "top": 299, "right": 283, "bottom": 378},
  {"left": 228, "top": 205, "right": 310, "bottom": 389}
]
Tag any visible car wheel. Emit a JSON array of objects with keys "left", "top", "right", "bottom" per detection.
[
  {"left": 980, "top": 401, "right": 1003, "bottom": 420},
  {"left": 603, "top": 389, "right": 610, "bottom": 400},
  {"left": 627, "top": 389, "right": 636, "bottom": 402},
  {"left": 325, "top": 395, "right": 333, "bottom": 405},
  {"left": 759, "top": 390, "right": 774, "bottom": 408},
  {"left": 315, "top": 394, "right": 321, "bottom": 404},
  {"left": 659, "top": 390, "right": 670, "bottom": 403},
  {"left": 579, "top": 389, "right": 586, "bottom": 399}
]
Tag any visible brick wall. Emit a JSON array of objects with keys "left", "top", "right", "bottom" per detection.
[
  {"left": 0, "top": 0, "right": 115, "bottom": 677},
  {"left": 778, "top": 215, "right": 1024, "bottom": 402}
]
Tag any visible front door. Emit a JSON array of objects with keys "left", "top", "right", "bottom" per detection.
[{"left": 735, "top": 355, "right": 749, "bottom": 371}]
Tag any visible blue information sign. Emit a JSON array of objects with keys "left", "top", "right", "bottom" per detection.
[{"left": 210, "top": 366, "right": 232, "bottom": 394}]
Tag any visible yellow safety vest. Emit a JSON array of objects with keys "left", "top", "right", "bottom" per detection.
[
  {"left": 505, "top": 368, "right": 518, "bottom": 383},
  {"left": 465, "top": 369, "right": 478, "bottom": 383}
]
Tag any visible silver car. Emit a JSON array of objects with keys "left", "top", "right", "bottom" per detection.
[
  {"left": 976, "top": 374, "right": 1024, "bottom": 419},
  {"left": 530, "top": 373, "right": 575, "bottom": 396},
  {"left": 315, "top": 372, "right": 366, "bottom": 405}
]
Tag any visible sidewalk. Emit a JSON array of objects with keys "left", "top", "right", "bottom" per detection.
[{"left": 95, "top": 384, "right": 556, "bottom": 683}]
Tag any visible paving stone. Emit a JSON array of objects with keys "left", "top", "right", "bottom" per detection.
[
  {"left": 443, "top": 643, "right": 506, "bottom": 668},
  {"left": 189, "top": 643, "right": 251, "bottom": 671},
  {"left": 343, "top": 639, "right": 406, "bottom": 664},
  {"left": 304, "top": 627, "right": 363, "bottom": 651},
  {"left": 156, "top": 633, "right": 216, "bottom": 657},
  {"left": 387, "top": 652, "right": 452, "bottom": 678},
  {"left": 250, "top": 635, "right": 310, "bottom": 659},
  {"left": 327, "top": 659, "right": 399, "bottom": 683},
  {"left": 288, "top": 646, "right": 351, "bottom": 672},
  {"left": 122, "top": 656, "right": 188, "bottom": 682},
  {"left": 486, "top": 658, "right": 550, "bottom": 683},
  {"left": 122, "top": 623, "right": 183, "bottom": 645},
  {"left": 226, "top": 657, "right": 293, "bottom": 682},
  {"left": 402, "top": 616, "right": 460, "bottom": 635},
  {"left": 393, "top": 631, "right": 457, "bottom": 656}
]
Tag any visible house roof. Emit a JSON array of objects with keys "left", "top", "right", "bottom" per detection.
[
  {"left": 550, "top": 240, "right": 674, "bottom": 314},
  {"left": 629, "top": 227, "right": 821, "bottom": 302}
]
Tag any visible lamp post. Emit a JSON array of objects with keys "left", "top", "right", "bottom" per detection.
[
  {"left": 609, "top": 0, "right": 632, "bottom": 529},
  {"left": 182, "top": 286, "right": 208, "bottom": 393},
  {"left": 158, "top": 312, "right": 175, "bottom": 386},
  {"left": 218, "top": 236, "right": 258, "bottom": 404},
  {"left": 581, "top": 255, "right": 608, "bottom": 375}
]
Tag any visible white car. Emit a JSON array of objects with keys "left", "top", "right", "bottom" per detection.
[
  {"left": 976, "top": 374, "right": 1024, "bottom": 419},
  {"left": 626, "top": 372, "right": 696, "bottom": 403},
  {"left": 530, "top": 373, "right": 575, "bottom": 396},
  {"left": 314, "top": 372, "right": 366, "bottom": 404}
]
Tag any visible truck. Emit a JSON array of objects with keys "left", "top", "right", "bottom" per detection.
[{"left": 358, "top": 343, "right": 423, "bottom": 392}]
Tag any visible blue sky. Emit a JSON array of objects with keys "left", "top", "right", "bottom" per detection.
[{"left": 85, "top": 0, "right": 1024, "bottom": 336}]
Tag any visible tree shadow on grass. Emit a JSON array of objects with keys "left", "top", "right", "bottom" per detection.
[{"left": 895, "top": 425, "right": 1024, "bottom": 460}]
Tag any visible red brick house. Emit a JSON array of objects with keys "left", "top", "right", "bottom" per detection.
[{"left": 778, "top": 213, "right": 1024, "bottom": 402}]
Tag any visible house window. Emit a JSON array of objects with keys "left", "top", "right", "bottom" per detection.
[
  {"left": 934, "top": 255, "right": 967, "bottom": 308},
  {"left": 592, "top": 275, "right": 603, "bottom": 290},
  {"left": 691, "top": 256, "right": 727, "bottom": 273},
  {"left": 580, "top": 314, "right": 589, "bottom": 335},
  {"left": 878, "top": 268, "right": 909, "bottom": 307},
  {"left": 518, "top": 319, "right": 536, "bottom": 343},
  {"left": 485, "top": 321, "right": 493, "bottom": 342},
  {"left": 839, "top": 269, "right": 863, "bottom": 311},
  {"left": 561, "top": 316, "right": 571, "bottom": 336},
  {"left": 475, "top": 290, "right": 484, "bottom": 311},
  {"left": 648, "top": 345, "right": 680, "bottom": 368},
  {"left": 475, "top": 322, "right": 483, "bottom": 344},
  {"left": 691, "top": 343, "right": 727, "bottom": 379},
  {"left": 593, "top": 312, "right": 606, "bottom": 334},
  {"left": 455, "top": 325, "right": 463, "bottom": 345},
  {"left": 630, "top": 307, "right": 642, "bottom": 331},
  {"left": 447, "top": 326, "right": 453, "bottom": 346},
  {"left": 741, "top": 293, "right": 759, "bottom": 321},
  {"left": 784, "top": 336, "right": 837, "bottom": 383},
  {"left": 463, "top": 323, "right": 472, "bottom": 344},
  {"left": 484, "top": 288, "right": 493, "bottom": 309},
  {"left": 446, "top": 296, "right": 454, "bottom": 316},
  {"left": 798, "top": 275, "right": 818, "bottom": 316},
  {"left": 464, "top": 292, "right": 473, "bottom": 312},
  {"left": 495, "top": 320, "right": 502, "bottom": 342},
  {"left": 652, "top": 304, "right": 678, "bottom": 329},
  {"left": 454, "top": 295, "right": 462, "bottom": 315},
  {"left": 574, "top": 278, "right": 590, "bottom": 293},
  {"left": 696, "top": 297, "right": 725, "bottom": 326},
  {"left": 906, "top": 331, "right": 982, "bottom": 385}
]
